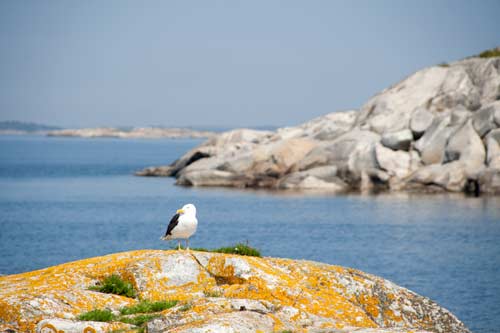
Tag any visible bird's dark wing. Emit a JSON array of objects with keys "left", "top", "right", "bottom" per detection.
[{"left": 165, "top": 213, "right": 180, "bottom": 236}]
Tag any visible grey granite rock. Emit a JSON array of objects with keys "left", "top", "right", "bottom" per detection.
[
  {"left": 410, "top": 107, "right": 435, "bottom": 139},
  {"left": 381, "top": 129, "right": 413, "bottom": 151},
  {"left": 472, "top": 101, "right": 500, "bottom": 137}
]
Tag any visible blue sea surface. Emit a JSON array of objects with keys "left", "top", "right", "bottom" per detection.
[{"left": 0, "top": 135, "right": 499, "bottom": 333}]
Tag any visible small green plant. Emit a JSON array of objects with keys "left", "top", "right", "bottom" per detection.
[
  {"left": 78, "top": 300, "right": 175, "bottom": 330},
  {"left": 212, "top": 243, "right": 261, "bottom": 257},
  {"left": 89, "top": 274, "right": 136, "bottom": 298},
  {"left": 120, "top": 300, "right": 178, "bottom": 315},
  {"left": 478, "top": 47, "right": 500, "bottom": 58},
  {"left": 78, "top": 309, "right": 115, "bottom": 322},
  {"left": 173, "top": 242, "right": 261, "bottom": 257},
  {"left": 119, "top": 314, "right": 160, "bottom": 326},
  {"left": 437, "top": 62, "right": 449, "bottom": 67}
]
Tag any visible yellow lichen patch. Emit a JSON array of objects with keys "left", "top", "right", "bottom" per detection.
[
  {"left": 383, "top": 308, "right": 403, "bottom": 325},
  {"left": 206, "top": 256, "right": 246, "bottom": 285},
  {"left": 215, "top": 261, "right": 376, "bottom": 328},
  {"left": 267, "top": 313, "right": 284, "bottom": 332},
  {"left": 359, "top": 294, "right": 381, "bottom": 319}
]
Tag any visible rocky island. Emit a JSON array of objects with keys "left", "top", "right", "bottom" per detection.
[
  {"left": 0, "top": 121, "right": 61, "bottom": 135},
  {"left": 137, "top": 51, "right": 500, "bottom": 195},
  {"left": 47, "top": 127, "right": 215, "bottom": 139},
  {"left": 0, "top": 250, "right": 470, "bottom": 333}
]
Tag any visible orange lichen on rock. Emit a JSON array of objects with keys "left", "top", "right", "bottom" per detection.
[{"left": 0, "top": 250, "right": 470, "bottom": 333}]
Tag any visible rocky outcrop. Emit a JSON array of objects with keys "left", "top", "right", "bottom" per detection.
[
  {"left": 0, "top": 250, "right": 470, "bottom": 333},
  {"left": 47, "top": 127, "right": 215, "bottom": 139},
  {"left": 136, "top": 53, "right": 500, "bottom": 195}
]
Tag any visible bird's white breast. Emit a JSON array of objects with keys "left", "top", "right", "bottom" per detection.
[{"left": 170, "top": 215, "right": 198, "bottom": 239}]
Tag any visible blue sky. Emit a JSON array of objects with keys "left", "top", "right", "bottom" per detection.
[{"left": 0, "top": 1, "right": 499, "bottom": 128}]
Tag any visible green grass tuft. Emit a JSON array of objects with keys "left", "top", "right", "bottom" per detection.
[
  {"left": 78, "top": 309, "right": 115, "bottom": 322},
  {"left": 211, "top": 243, "right": 261, "bottom": 257},
  {"left": 89, "top": 274, "right": 136, "bottom": 298},
  {"left": 119, "top": 314, "right": 160, "bottom": 327},
  {"left": 437, "top": 62, "right": 449, "bottom": 67},
  {"left": 120, "top": 300, "right": 178, "bottom": 315},
  {"left": 79, "top": 301, "right": 173, "bottom": 329},
  {"left": 478, "top": 47, "right": 500, "bottom": 58},
  {"left": 173, "top": 243, "right": 261, "bottom": 257}
]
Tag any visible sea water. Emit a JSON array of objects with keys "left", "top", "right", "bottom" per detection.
[{"left": 0, "top": 135, "right": 499, "bottom": 333}]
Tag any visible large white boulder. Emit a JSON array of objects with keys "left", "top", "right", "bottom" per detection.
[
  {"left": 406, "top": 162, "right": 468, "bottom": 192},
  {"left": 375, "top": 143, "right": 419, "bottom": 179},
  {"left": 414, "top": 115, "right": 456, "bottom": 165},
  {"left": 472, "top": 101, "right": 500, "bottom": 137},
  {"left": 410, "top": 107, "right": 435, "bottom": 138},
  {"left": 445, "top": 120, "right": 486, "bottom": 171},
  {"left": 381, "top": 129, "right": 413, "bottom": 151},
  {"left": 277, "top": 110, "right": 357, "bottom": 141},
  {"left": 485, "top": 129, "right": 500, "bottom": 169},
  {"left": 277, "top": 166, "right": 348, "bottom": 191}
]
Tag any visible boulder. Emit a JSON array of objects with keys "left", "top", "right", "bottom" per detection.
[
  {"left": 251, "top": 138, "right": 318, "bottom": 177},
  {"left": 134, "top": 165, "right": 174, "bottom": 177},
  {"left": 176, "top": 170, "right": 246, "bottom": 187},
  {"left": 210, "top": 128, "right": 274, "bottom": 146},
  {"left": 426, "top": 66, "right": 481, "bottom": 112},
  {"left": 277, "top": 110, "right": 357, "bottom": 141},
  {"left": 477, "top": 168, "right": 500, "bottom": 194},
  {"left": 297, "top": 130, "right": 380, "bottom": 174},
  {"left": 495, "top": 105, "right": 500, "bottom": 126},
  {"left": 169, "top": 129, "right": 273, "bottom": 177},
  {"left": 456, "top": 57, "right": 500, "bottom": 104},
  {"left": 485, "top": 129, "right": 500, "bottom": 169},
  {"left": 445, "top": 120, "right": 486, "bottom": 171},
  {"left": 410, "top": 107, "right": 435, "bottom": 138},
  {"left": 414, "top": 116, "right": 456, "bottom": 165},
  {"left": 36, "top": 319, "right": 130, "bottom": 333},
  {"left": 356, "top": 63, "right": 481, "bottom": 134},
  {"left": 472, "top": 101, "right": 500, "bottom": 137},
  {"left": 450, "top": 107, "right": 473, "bottom": 126},
  {"left": 406, "top": 162, "right": 467, "bottom": 192},
  {"left": 356, "top": 67, "right": 448, "bottom": 134},
  {"left": 375, "top": 144, "right": 418, "bottom": 179},
  {"left": 0, "top": 250, "right": 470, "bottom": 333},
  {"left": 277, "top": 166, "right": 348, "bottom": 191},
  {"left": 381, "top": 129, "right": 413, "bottom": 151}
]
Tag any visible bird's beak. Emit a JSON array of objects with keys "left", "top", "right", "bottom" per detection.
[{"left": 176, "top": 209, "right": 184, "bottom": 214}]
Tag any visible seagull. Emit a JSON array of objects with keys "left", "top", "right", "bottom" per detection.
[{"left": 161, "top": 203, "right": 198, "bottom": 250}]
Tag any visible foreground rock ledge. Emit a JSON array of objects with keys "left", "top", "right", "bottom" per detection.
[{"left": 0, "top": 250, "right": 469, "bottom": 333}]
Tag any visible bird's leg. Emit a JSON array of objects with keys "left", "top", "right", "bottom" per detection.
[
  {"left": 177, "top": 240, "right": 181, "bottom": 250},
  {"left": 186, "top": 238, "right": 190, "bottom": 251}
]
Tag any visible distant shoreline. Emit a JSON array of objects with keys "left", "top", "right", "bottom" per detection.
[
  {"left": 46, "top": 127, "right": 216, "bottom": 139},
  {"left": 0, "top": 130, "right": 49, "bottom": 135}
]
